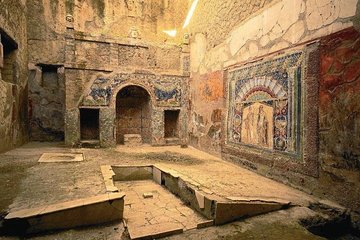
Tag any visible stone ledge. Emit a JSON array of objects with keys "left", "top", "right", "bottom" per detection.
[
  {"left": 127, "top": 222, "right": 183, "bottom": 240},
  {"left": 3, "top": 193, "right": 125, "bottom": 234}
]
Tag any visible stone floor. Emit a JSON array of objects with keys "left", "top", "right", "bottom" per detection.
[
  {"left": 116, "top": 180, "right": 210, "bottom": 239},
  {"left": 0, "top": 142, "right": 336, "bottom": 239}
]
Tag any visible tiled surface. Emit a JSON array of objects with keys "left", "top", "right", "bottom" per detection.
[{"left": 115, "top": 180, "right": 209, "bottom": 239}]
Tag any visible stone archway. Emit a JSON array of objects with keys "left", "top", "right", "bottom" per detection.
[{"left": 116, "top": 85, "right": 151, "bottom": 144}]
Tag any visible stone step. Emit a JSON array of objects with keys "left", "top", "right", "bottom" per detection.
[
  {"left": 165, "top": 137, "right": 180, "bottom": 145},
  {"left": 80, "top": 140, "right": 100, "bottom": 148}
]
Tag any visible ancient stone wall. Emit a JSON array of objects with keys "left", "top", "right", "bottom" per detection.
[
  {"left": 26, "top": 0, "right": 190, "bottom": 142},
  {"left": 188, "top": 0, "right": 360, "bottom": 211},
  {"left": 65, "top": 0, "right": 188, "bottom": 44},
  {"left": 0, "top": 0, "right": 29, "bottom": 153},
  {"left": 64, "top": 70, "right": 189, "bottom": 147},
  {"left": 26, "top": 0, "right": 66, "bottom": 141}
]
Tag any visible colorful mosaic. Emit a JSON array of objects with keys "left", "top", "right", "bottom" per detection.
[
  {"left": 154, "top": 78, "right": 182, "bottom": 107},
  {"left": 227, "top": 52, "right": 304, "bottom": 153}
]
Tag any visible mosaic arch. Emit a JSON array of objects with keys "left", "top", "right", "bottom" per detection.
[
  {"left": 227, "top": 52, "right": 304, "bottom": 153},
  {"left": 80, "top": 72, "right": 184, "bottom": 108}
]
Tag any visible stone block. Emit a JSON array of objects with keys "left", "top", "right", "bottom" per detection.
[
  {"left": 3, "top": 193, "right": 125, "bottom": 234},
  {"left": 124, "top": 134, "right": 142, "bottom": 146},
  {"left": 143, "top": 192, "right": 153, "bottom": 198}
]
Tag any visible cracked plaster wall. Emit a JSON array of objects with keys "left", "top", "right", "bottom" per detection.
[
  {"left": 188, "top": 0, "right": 360, "bottom": 211},
  {"left": 0, "top": 0, "right": 29, "bottom": 153}
]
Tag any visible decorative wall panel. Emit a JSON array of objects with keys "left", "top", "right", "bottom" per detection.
[
  {"left": 81, "top": 73, "right": 185, "bottom": 107},
  {"left": 227, "top": 52, "right": 304, "bottom": 154}
]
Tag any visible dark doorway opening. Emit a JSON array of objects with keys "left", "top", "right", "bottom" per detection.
[
  {"left": 80, "top": 108, "right": 100, "bottom": 140},
  {"left": 0, "top": 29, "right": 18, "bottom": 84},
  {"left": 116, "top": 86, "right": 151, "bottom": 144},
  {"left": 164, "top": 110, "right": 180, "bottom": 138}
]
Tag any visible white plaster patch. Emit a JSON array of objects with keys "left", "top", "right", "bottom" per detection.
[
  {"left": 306, "top": 0, "right": 340, "bottom": 31},
  {"left": 277, "top": 0, "right": 303, "bottom": 33},
  {"left": 229, "top": 12, "right": 263, "bottom": 56},
  {"left": 190, "top": 33, "right": 207, "bottom": 73},
  {"left": 303, "top": 21, "right": 353, "bottom": 42},
  {"left": 283, "top": 20, "right": 305, "bottom": 44},
  {"left": 204, "top": 43, "right": 230, "bottom": 71},
  {"left": 248, "top": 42, "right": 259, "bottom": 57},
  {"left": 260, "top": 35, "right": 271, "bottom": 47},
  {"left": 338, "top": 0, "right": 358, "bottom": 18},
  {"left": 38, "top": 153, "right": 84, "bottom": 163}
]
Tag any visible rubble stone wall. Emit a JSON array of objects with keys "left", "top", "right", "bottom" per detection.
[{"left": 0, "top": 0, "right": 29, "bottom": 153}]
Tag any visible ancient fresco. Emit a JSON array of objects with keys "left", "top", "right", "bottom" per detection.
[
  {"left": 82, "top": 73, "right": 184, "bottom": 107},
  {"left": 227, "top": 52, "right": 304, "bottom": 153},
  {"left": 199, "top": 71, "right": 224, "bottom": 102}
]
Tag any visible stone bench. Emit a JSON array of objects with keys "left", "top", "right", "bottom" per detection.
[{"left": 124, "top": 134, "right": 142, "bottom": 146}]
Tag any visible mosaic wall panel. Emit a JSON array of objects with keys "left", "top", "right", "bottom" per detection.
[
  {"left": 82, "top": 73, "right": 184, "bottom": 107},
  {"left": 227, "top": 52, "right": 304, "bottom": 153},
  {"left": 154, "top": 79, "right": 182, "bottom": 107}
]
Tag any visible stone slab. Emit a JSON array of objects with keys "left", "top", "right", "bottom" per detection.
[
  {"left": 101, "top": 165, "right": 119, "bottom": 193},
  {"left": 38, "top": 153, "right": 84, "bottom": 163},
  {"left": 215, "top": 201, "right": 287, "bottom": 225},
  {"left": 127, "top": 222, "right": 183, "bottom": 240},
  {"left": 197, "top": 219, "right": 214, "bottom": 229},
  {"left": 3, "top": 193, "right": 125, "bottom": 234}
]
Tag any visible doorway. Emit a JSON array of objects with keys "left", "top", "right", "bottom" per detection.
[
  {"left": 164, "top": 110, "right": 180, "bottom": 138},
  {"left": 116, "top": 86, "right": 151, "bottom": 144},
  {"left": 80, "top": 108, "right": 99, "bottom": 140}
]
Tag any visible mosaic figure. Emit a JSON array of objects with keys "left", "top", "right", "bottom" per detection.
[
  {"left": 256, "top": 105, "right": 268, "bottom": 146},
  {"left": 227, "top": 51, "right": 303, "bottom": 153},
  {"left": 243, "top": 106, "right": 254, "bottom": 143}
]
